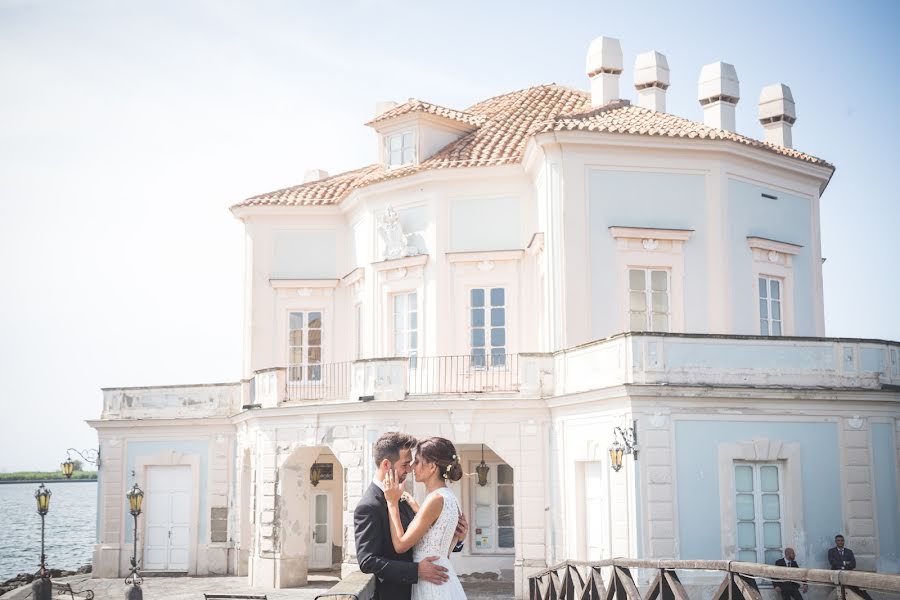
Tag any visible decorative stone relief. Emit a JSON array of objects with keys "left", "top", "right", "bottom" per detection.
[
  {"left": 649, "top": 413, "right": 667, "bottom": 428},
  {"left": 768, "top": 250, "right": 780, "bottom": 263},
  {"left": 477, "top": 260, "right": 494, "bottom": 272},
  {"left": 296, "top": 288, "right": 312, "bottom": 297},
  {"left": 378, "top": 205, "right": 420, "bottom": 260},
  {"left": 847, "top": 416, "right": 864, "bottom": 430},
  {"left": 642, "top": 238, "right": 659, "bottom": 250}
]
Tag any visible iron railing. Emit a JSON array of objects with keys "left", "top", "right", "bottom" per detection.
[
  {"left": 285, "top": 361, "right": 352, "bottom": 402},
  {"left": 407, "top": 354, "right": 520, "bottom": 395},
  {"left": 528, "top": 559, "right": 900, "bottom": 600}
]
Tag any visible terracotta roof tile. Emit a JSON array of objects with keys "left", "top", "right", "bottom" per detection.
[
  {"left": 538, "top": 100, "right": 829, "bottom": 166},
  {"left": 365, "top": 98, "right": 485, "bottom": 128},
  {"left": 234, "top": 85, "right": 831, "bottom": 209}
]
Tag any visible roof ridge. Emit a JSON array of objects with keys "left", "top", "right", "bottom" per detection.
[{"left": 465, "top": 82, "right": 587, "bottom": 113}]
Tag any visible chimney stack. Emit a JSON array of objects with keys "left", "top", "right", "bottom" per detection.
[
  {"left": 698, "top": 61, "right": 740, "bottom": 131},
  {"left": 634, "top": 51, "right": 670, "bottom": 112},
  {"left": 304, "top": 169, "right": 329, "bottom": 183},
  {"left": 758, "top": 83, "right": 796, "bottom": 148},
  {"left": 586, "top": 36, "right": 623, "bottom": 108}
]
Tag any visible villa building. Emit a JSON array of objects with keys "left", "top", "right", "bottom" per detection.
[{"left": 88, "top": 35, "right": 900, "bottom": 599}]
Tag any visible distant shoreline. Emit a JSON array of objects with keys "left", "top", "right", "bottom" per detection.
[{"left": 0, "top": 478, "right": 97, "bottom": 485}]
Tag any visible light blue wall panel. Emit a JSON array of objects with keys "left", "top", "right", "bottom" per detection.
[
  {"left": 860, "top": 348, "right": 886, "bottom": 374},
  {"left": 726, "top": 180, "right": 814, "bottom": 335},
  {"left": 125, "top": 440, "right": 210, "bottom": 544},
  {"left": 674, "top": 420, "right": 841, "bottom": 568},
  {"left": 273, "top": 230, "right": 337, "bottom": 278},
  {"left": 588, "top": 171, "right": 707, "bottom": 338},
  {"left": 665, "top": 342, "right": 834, "bottom": 370},
  {"left": 872, "top": 423, "right": 900, "bottom": 573},
  {"left": 450, "top": 197, "right": 520, "bottom": 251}
]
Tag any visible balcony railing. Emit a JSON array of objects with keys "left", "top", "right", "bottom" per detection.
[
  {"left": 407, "top": 354, "right": 520, "bottom": 395},
  {"left": 284, "top": 361, "right": 353, "bottom": 402}
]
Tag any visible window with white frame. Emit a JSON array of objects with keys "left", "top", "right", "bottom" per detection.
[
  {"left": 628, "top": 268, "right": 670, "bottom": 332},
  {"left": 759, "top": 276, "right": 783, "bottom": 336},
  {"left": 288, "top": 311, "right": 322, "bottom": 382},
  {"left": 386, "top": 131, "right": 415, "bottom": 168},
  {"left": 734, "top": 462, "right": 784, "bottom": 564},
  {"left": 470, "top": 287, "right": 506, "bottom": 367},
  {"left": 472, "top": 462, "right": 514, "bottom": 553},
  {"left": 392, "top": 291, "right": 418, "bottom": 368}
]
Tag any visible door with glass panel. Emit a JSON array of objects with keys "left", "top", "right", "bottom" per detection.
[
  {"left": 309, "top": 492, "right": 331, "bottom": 569},
  {"left": 471, "top": 462, "right": 514, "bottom": 554},
  {"left": 287, "top": 311, "right": 323, "bottom": 399},
  {"left": 467, "top": 287, "right": 509, "bottom": 392},
  {"left": 734, "top": 463, "right": 783, "bottom": 564}
]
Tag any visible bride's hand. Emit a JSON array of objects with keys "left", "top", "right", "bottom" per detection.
[{"left": 383, "top": 469, "right": 403, "bottom": 505}]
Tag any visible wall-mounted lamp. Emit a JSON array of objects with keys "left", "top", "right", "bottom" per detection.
[
  {"left": 61, "top": 448, "right": 101, "bottom": 478},
  {"left": 608, "top": 422, "right": 638, "bottom": 472},
  {"left": 475, "top": 444, "right": 490, "bottom": 487},
  {"left": 310, "top": 463, "right": 321, "bottom": 487}
]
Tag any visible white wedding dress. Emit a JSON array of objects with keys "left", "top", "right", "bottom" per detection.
[{"left": 412, "top": 486, "right": 467, "bottom": 600}]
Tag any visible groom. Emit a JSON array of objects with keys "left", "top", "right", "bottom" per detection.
[{"left": 354, "top": 432, "right": 469, "bottom": 600}]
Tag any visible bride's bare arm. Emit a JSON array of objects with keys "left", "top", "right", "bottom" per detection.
[{"left": 383, "top": 470, "right": 444, "bottom": 554}]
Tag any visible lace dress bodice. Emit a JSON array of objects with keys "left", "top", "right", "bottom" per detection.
[
  {"left": 413, "top": 487, "right": 460, "bottom": 561},
  {"left": 410, "top": 486, "right": 467, "bottom": 600}
]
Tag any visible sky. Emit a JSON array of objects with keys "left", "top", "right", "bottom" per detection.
[{"left": 1, "top": 0, "right": 898, "bottom": 472}]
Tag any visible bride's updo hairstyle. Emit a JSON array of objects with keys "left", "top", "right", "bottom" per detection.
[{"left": 415, "top": 437, "right": 463, "bottom": 482}]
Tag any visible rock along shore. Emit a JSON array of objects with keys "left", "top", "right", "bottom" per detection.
[{"left": 0, "top": 565, "right": 91, "bottom": 596}]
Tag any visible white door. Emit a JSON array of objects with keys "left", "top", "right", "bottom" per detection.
[
  {"left": 309, "top": 492, "right": 331, "bottom": 569},
  {"left": 584, "top": 461, "right": 606, "bottom": 560},
  {"left": 144, "top": 466, "right": 191, "bottom": 571}
]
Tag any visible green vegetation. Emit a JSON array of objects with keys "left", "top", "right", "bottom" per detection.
[{"left": 0, "top": 470, "right": 97, "bottom": 481}]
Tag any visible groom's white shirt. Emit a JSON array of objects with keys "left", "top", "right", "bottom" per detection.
[{"left": 372, "top": 476, "right": 385, "bottom": 492}]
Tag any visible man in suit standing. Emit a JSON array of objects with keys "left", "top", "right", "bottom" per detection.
[
  {"left": 828, "top": 534, "right": 872, "bottom": 600},
  {"left": 774, "top": 547, "right": 806, "bottom": 600},
  {"left": 353, "top": 432, "right": 468, "bottom": 600},
  {"left": 828, "top": 535, "right": 856, "bottom": 571}
]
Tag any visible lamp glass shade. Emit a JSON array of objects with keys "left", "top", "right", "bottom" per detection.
[
  {"left": 609, "top": 444, "right": 624, "bottom": 472},
  {"left": 61, "top": 459, "right": 75, "bottom": 479},
  {"left": 310, "top": 464, "right": 320, "bottom": 487},
  {"left": 475, "top": 461, "right": 490, "bottom": 487},
  {"left": 126, "top": 484, "right": 144, "bottom": 516},
  {"left": 34, "top": 484, "right": 51, "bottom": 515}
]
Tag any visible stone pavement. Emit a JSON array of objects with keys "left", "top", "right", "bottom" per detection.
[{"left": 1, "top": 573, "right": 515, "bottom": 599}]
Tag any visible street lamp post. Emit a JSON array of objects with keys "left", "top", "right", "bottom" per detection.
[
  {"left": 125, "top": 483, "right": 144, "bottom": 600},
  {"left": 32, "top": 484, "right": 52, "bottom": 600}
]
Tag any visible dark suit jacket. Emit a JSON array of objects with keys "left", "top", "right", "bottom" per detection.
[
  {"left": 828, "top": 547, "right": 856, "bottom": 570},
  {"left": 354, "top": 482, "right": 418, "bottom": 600},
  {"left": 775, "top": 558, "right": 801, "bottom": 591}
]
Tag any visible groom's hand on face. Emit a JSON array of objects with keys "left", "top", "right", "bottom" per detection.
[{"left": 418, "top": 556, "right": 449, "bottom": 584}]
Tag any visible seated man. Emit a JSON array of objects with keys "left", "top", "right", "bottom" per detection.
[{"left": 774, "top": 547, "right": 806, "bottom": 600}]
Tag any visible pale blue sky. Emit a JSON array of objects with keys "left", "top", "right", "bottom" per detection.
[{"left": 1, "top": 1, "right": 898, "bottom": 471}]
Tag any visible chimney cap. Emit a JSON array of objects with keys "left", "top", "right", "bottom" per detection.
[
  {"left": 758, "top": 83, "right": 796, "bottom": 123},
  {"left": 634, "top": 51, "right": 670, "bottom": 88},
  {"left": 586, "top": 36, "right": 623, "bottom": 77},
  {"left": 304, "top": 169, "right": 330, "bottom": 183},
  {"left": 698, "top": 61, "right": 740, "bottom": 103}
]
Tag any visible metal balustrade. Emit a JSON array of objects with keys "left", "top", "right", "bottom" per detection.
[
  {"left": 528, "top": 559, "right": 900, "bottom": 600},
  {"left": 284, "top": 361, "right": 352, "bottom": 401},
  {"left": 407, "top": 353, "right": 520, "bottom": 395}
]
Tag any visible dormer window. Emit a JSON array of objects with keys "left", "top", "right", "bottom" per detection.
[{"left": 386, "top": 130, "right": 416, "bottom": 168}]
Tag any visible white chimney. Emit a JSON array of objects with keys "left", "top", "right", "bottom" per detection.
[
  {"left": 303, "top": 169, "right": 329, "bottom": 183},
  {"left": 586, "top": 36, "right": 623, "bottom": 108},
  {"left": 634, "top": 51, "right": 670, "bottom": 112},
  {"left": 758, "top": 83, "right": 796, "bottom": 148},
  {"left": 698, "top": 61, "right": 740, "bottom": 131},
  {"left": 374, "top": 100, "right": 398, "bottom": 118}
]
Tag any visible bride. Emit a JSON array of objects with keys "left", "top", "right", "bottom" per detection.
[{"left": 383, "top": 436, "right": 468, "bottom": 600}]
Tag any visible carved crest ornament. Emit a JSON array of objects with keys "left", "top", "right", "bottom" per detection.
[{"left": 378, "top": 205, "right": 421, "bottom": 261}]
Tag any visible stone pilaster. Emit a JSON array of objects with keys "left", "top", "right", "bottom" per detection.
[
  {"left": 841, "top": 417, "right": 876, "bottom": 570},
  {"left": 642, "top": 415, "right": 676, "bottom": 558}
]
